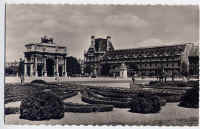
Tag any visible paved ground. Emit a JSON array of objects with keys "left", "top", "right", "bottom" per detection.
[{"left": 7, "top": 76, "right": 190, "bottom": 84}]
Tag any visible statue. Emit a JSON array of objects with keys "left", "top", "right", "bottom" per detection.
[{"left": 41, "top": 36, "right": 54, "bottom": 44}]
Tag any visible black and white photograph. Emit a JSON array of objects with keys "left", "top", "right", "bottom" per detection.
[{"left": 4, "top": 4, "right": 199, "bottom": 126}]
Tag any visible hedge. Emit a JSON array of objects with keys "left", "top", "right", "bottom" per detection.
[
  {"left": 64, "top": 102, "right": 113, "bottom": 113},
  {"left": 86, "top": 87, "right": 181, "bottom": 103},
  {"left": 88, "top": 89, "right": 132, "bottom": 102},
  {"left": 5, "top": 83, "right": 79, "bottom": 104},
  {"left": 81, "top": 90, "right": 131, "bottom": 108},
  {"left": 31, "top": 79, "right": 48, "bottom": 85},
  {"left": 5, "top": 107, "right": 19, "bottom": 115}
]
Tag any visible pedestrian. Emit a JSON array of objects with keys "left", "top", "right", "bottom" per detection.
[
  {"left": 130, "top": 73, "right": 135, "bottom": 89},
  {"left": 18, "top": 58, "right": 25, "bottom": 85},
  {"left": 132, "top": 74, "right": 135, "bottom": 84}
]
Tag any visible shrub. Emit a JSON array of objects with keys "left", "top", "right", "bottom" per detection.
[
  {"left": 179, "top": 87, "right": 199, "bottom": 108},
  {"left": 31, "top": 79, "right": 47, "bottom": 85},
  {"left": 20, "top": 90, "right": 64, "bottom": 121},
  {"left": 130, "top": 95, "right": 161, "bottom": 113}
]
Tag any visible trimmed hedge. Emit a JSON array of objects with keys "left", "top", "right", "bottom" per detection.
[
  {"left": 88, "top": 89, "right": 132, "bottom": 102},
  {"left": 81, "top": 90, "right": 131, "bottom": 108},
  {"left": 130, "top": 94, "right": 161, "bottom": 113},
  {"left": 87, "top": 87, "right": 179, "bottom": 103},
  {"left": 179, "top": 87, "right": 199, "bottom": 108},
  {"left": 5, "top": 107, "right": 19, "bottom": 115},
  {"left": 149, "top": 80, "right": 199, "bottom": 88},
  {"left": 20, "top": 90, "right": 64, "bottom": 121},
  {"left": 31, "top": 79, "right": 48, "bottom": 85},
  {"left": 64, "top": 102, "right": 113, "bottom": 113},
  {"left": 5, "top": 83, "right": 79, "bottom": 104}
]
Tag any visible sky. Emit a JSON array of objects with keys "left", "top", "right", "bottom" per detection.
[{"left": 6, "top": 5, "right": 199, "bottom": 62}]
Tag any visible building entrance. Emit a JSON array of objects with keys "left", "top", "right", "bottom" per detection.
[{"left": 46, "top": 58, "right": 55, "bottom": 77}]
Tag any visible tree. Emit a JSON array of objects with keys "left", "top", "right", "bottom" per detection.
[
  {"left": 181, "top": 61, "right": 190, "bottom": 82},
  {"left": 85, "top": 64, "right": 92, "bottom": 75},
  {"left": 66, "top": 56, "right": 81, "bottom": 76}
]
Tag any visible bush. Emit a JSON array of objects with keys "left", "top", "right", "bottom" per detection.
[
  {"left": 31, "top": 79, "right": 47, "bottom": 85},
  {"left": 20, "top": 90, "right": 64, "bottom": 121},
  {"left": 130, "top": 94, "right": 161, "bottom": 113},
  {"left": 179, "top": 87, "right": 199, "bottom": 108}
]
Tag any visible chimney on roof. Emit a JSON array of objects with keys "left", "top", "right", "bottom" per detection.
[
  {"left": 106, "top": 36, "right": 111, "bottom": 51},
  {"left": 49, "top": 38, "right": 54, "bottom": 44},
  {"left": 90, "top": 35, "right": 95, "bottom": 49}
]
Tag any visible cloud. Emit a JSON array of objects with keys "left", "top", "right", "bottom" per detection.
[
  {"left": 135, "top": 38, "right": 164, "bottom": 48},
  {"left": 104, "top": 14, "right": 149, "bottom": 28}
]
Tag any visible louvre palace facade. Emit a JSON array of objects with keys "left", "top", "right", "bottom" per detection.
[
  {"left": 24, "top": 36, "right": 68, "bottom": 77},
  {"left": 84, "top": 36, "right": 199, "bottom": 78}
]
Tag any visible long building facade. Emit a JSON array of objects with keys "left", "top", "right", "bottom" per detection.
[
  {"left": 24, "top": 36, "right": 68, "bottom": 77},
  {"left": 84, "top": 36, "right": 199, "bottom": 78}
]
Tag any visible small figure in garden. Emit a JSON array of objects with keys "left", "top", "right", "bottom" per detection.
[
  {"left": 18, "top": 58, "right": 25, "bottom": 85},
  {"left": 163, "top": 71, "right": 167, "bottom": 83},
  {"left": 130, "top": 72, "right": 135, "bottom": 89},
  {"left": 132, "top": 73, "right": 135, "bottom": 84},
  {"left": 171, "top": 71, "right": 175, "bottom": 81}
]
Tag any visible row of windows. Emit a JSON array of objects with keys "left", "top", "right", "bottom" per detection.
[{"left": 138, "top": 62, "right": 180, "bottom": 68}]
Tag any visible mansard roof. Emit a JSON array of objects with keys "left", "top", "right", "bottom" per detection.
[
  {"left": 94, "top": 38, "right": 114, "bottom": 52},
  {"left": 102, "top": 43, "right": 192, "bottom": 60}
]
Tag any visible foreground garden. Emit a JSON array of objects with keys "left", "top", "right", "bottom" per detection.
[{"left": 5, "top": 80, "right": 199, "bottom": 126}]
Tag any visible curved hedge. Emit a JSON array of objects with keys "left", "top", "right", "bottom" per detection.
[
  {"left": 5, "top": 83, "right": 79, "bottom": 104},
  {"left": 81, "top": 90, "right": 131, "bottom": 108},
  {"left": 64, "top": 102, "right": 113, "bottom": 113},
  {"left": 31, "top": 79, "right": 48, "bottom": 85}
]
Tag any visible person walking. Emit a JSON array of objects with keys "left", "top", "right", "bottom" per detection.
[
  {"left": 18, "top": 58, "right": 25, "bottom": 85},
  {"left": 130, "top": 72, "right": 135, "bottom": 89}
]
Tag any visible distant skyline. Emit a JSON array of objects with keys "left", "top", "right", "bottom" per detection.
[{"left": 6, "top": 5, "right": 199, "bottom": 62}]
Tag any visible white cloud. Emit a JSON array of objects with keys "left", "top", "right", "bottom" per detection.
[
  {"left": 135, "top": 38, "right": 164, "bottom": 48},
  {"left": 104, "top": 14, "right": 149, "bottom": 28}
]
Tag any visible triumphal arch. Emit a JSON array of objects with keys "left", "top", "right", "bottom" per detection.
[{"left": 24, "top": 36, "right": 67, "bottom": 77}]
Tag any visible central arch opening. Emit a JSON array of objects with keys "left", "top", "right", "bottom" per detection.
[{"left": 46, "top": 58, "right": 55, "bottom": 77}]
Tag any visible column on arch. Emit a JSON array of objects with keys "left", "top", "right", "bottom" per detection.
[
  {"left": 30, "top": 63, "right": 33, "bottom": 77},
  {"left": 24, "top": 57, "right": 27, "bottom": 76},
  {"left": 63, "top": 57, "right": 67, "bottom": 77},
  {"left": 43, "top": 57, "right": 47, "bottom": 77},
  {"left": 56, "top": 57, "right": 59, "bottom": 76},
  {"left": 34, "top": 56, "right": 38, "bottom": 77}
]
